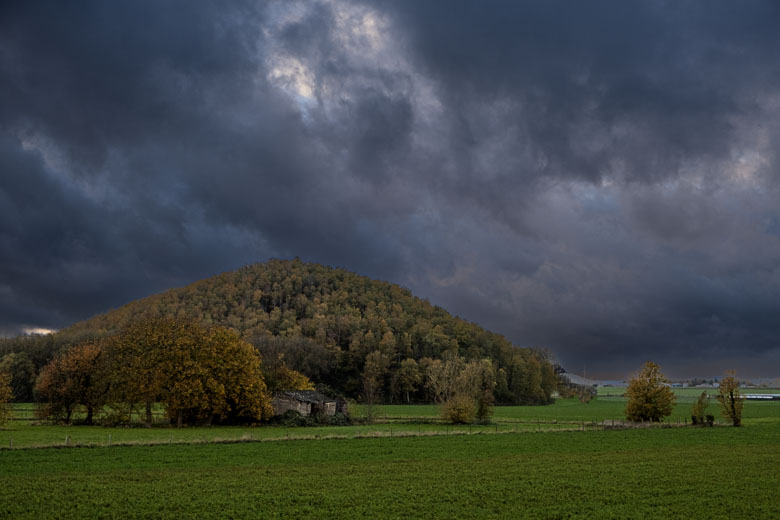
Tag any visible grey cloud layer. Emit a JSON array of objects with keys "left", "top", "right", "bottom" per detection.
[{"left": 1, "top": 0, "right": 779, "bottom": 376}]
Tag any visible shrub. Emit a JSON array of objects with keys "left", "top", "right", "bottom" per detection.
[
  {"left": 691, "top": 391, "right": 709, "bottom": 425},
  {"left": 442, "top": 393, "right": 476, "bottom": 424},
  {"left": 327, "top": 412, "right": 351, "bottom": 426}
]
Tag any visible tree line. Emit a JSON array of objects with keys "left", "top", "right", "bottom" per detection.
[
  {"left": 1, "top": 259, "right": 558, "bottom": 406},
  {"left": 31, "top": 318, "right": 286, "bottom": 426}
]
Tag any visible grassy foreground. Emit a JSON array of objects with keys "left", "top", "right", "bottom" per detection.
[
  {"left": 1, "top": 396, "right": 778, "bottom": 518},
  {"left": 1, "top": 424, "right": 778, "bottom": 519}
]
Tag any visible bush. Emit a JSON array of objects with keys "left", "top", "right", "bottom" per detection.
[
  {"left": 327, "top": 412, "right": 351, "bottom": 426},
  {"left": 442, "top": 393, "right": 476, "bottom": 424},
  {"left": 278, "top": 410, "right": 314, "bottom": 427},
  {"left": 691, "top": 391, "right": 709, "bottom": 425}
]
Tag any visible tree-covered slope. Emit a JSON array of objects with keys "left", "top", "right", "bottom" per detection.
[{"left": 3, "top": 259, "right": 556, "bottom": 403}]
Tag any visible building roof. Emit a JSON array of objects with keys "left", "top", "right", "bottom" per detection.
[{"left": 278, "top": 390, "right": 335, "bottom": 404}]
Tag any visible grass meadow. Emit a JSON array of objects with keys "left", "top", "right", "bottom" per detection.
[{"left": 1, "top": 392, "right": 779, "bottom": 518}]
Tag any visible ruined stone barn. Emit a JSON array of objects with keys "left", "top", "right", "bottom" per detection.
[{"left": 271, "top": 390, "right": 337, "bottom": 417}]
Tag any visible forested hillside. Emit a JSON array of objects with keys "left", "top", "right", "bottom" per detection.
[{"left": 2, "top": 259, "right": 556, "bottom": 404}]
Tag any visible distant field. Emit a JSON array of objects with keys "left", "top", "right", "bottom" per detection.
[
  {"left": 597, "top": 386, "right": 780, "bottom": 398},
  {"left": 1, "top": 423, "right": 778, "bottom": 519}
]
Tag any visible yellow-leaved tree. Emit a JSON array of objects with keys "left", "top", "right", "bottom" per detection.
[
  {"left": 625, "top": 361, "right": 676, "bottom": 422},
  {"left": 716, "top": 371, "right": 745, "bottom": 427},
  {"left": 105, "top": 317, "right": 272, "bottom": 426}
]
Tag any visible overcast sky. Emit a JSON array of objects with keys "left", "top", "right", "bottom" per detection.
[{"left": 2, "top": 1, "right": 780, "bottom": 378}]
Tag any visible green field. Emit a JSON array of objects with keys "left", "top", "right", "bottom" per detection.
[
  {"left": 2, "top": 395, "right": 780, "bottom": 449},
  {"left": 598, "top": 386, "right": 780, "bottom": 398},
  {"left": 2, "top": 397, "right": 779, "bottom": 518},
  {"left": 1, "top": 424, "right": 778, "bottom": 518}
]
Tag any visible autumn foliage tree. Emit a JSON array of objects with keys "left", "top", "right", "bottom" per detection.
[
  {"left": 427, "top": 354, "right": 497, "bottom": 424},
  {"left": 717, "top": 371, "right": 745, "bottom": 427},
  {"left": 34, "top": 342, "right": 107, "bottom": 424},
  {"left": 625, "top": 361, "right": 676, "bottom": 422},
  {"left": 103, "top": 318, "right": 272, "bottom": 426},
  {"left": 261, "top": 354, "right": 315, "bottom": 394}
]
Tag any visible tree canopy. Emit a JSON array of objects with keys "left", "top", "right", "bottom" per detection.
[
  {"left": 625, "top": 361, "right": 676, "bottom": 422},
  {"left": 717, "top": 372, "right": 745, "bottom": 427},
  {"left": 35, "top": 342, "right": 106, "bottom": 424},
  {"left": 7, "top": 259, "right": 557, "bottom": 404},
  {"left": 34, "top": 319, "right": 273, "bottom": 426}
]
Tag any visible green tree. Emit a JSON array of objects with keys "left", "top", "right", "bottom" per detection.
[
  {"left": 0, "top": 352, "right": 36, "bottom": 402},
  {"left": 690, "top": 391, "right": 710, "bottom": 425},
  {"left": 397, "top": 358, "right": 421, "bottom": 403},
  {"left": 716, "top": 372, "right": 744, "bottom": 427},
  {"left": 362, "top": 350, "right": 390, "bottom": 405},
  {"left": 625, "top": 361, "right": 676, "bottom": 422},
  {"left": 0, "top": 369, "right": 12, "bottom": 425}
]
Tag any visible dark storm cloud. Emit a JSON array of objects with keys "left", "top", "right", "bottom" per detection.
[{"left": 1, "top": 0, "right": 779, "bottom": 377}]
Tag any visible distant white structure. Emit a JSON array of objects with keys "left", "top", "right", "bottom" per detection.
[{"left": 744, "top": 394, "right": 780, "bottom": 400}]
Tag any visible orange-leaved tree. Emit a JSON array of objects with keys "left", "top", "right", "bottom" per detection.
[
  {"left": 625, "top": 361, "right": 676, "bottom": 422},
  {"left": 34, "top": 342, "right": 107, "bottom": 424}
]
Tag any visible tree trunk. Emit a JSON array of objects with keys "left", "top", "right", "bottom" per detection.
[
  {"left": 177, "top": 410, "right": 183, "bottom": 428},
  {"left": 85, "top": 406, "right": 93, "bottom": 426},
  {"left": 145, "top": 401, "right": 153, "bottom": 428}
]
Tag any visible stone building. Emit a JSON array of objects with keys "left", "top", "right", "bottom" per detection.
[{"left": 271, "top": 390, "right": 337, "bottom": 417}]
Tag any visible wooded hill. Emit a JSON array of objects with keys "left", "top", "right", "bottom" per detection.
[{"left": 1, "top": 259, "right": 557, "bottom": 404}]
